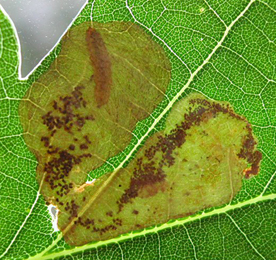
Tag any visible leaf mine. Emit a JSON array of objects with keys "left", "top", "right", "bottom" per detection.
[
  {"left": 19, "top": 21, "right": 171, "bottom": 204},
  {"left": 18, "top": 21, "right": 261, "bottom": 247},
  {"left": 59, "top": 93, "right": 261, "bottom": 246}
]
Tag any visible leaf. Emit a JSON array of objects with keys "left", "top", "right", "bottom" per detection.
[
  {"left": 52, "top": 92, "right": 262, "bottom": 246},
  {"left": 18, "top": 19, "right": 170, "bottom": 204},
  {"left": 1, "top": 1, "right": 276, "bottom": 260},
  {"left": 19, "top": 20, "right": 171, "bottom": 246},
  {"left": 18, "top": 19, "right": 262, "bottom": 247}
]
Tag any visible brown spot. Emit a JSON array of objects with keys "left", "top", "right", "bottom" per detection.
[
  {"left": 106, "top": 211, "right": 113, "bottom": 217},
  {"left": 132, "top": 210, "right": 139, "bottom": 215},
  {"left": 41, "top": 136, "right": 50, "bottom": 147},
  {"left": 86, "top": 27, "right": 112, "bottom": 107},
  {"left": 80, "top": 144, "right": 88, "bottom": 150},
  {"left": 69, "top": 144, "right": 75, "bottom": 150},
  {"left": 84, "top": 135, "right": 92, "bottom": 144},
  {"left": 85, "top": 115, "right": 94, "bottom": 121},
  {"left": 113, "top": 218, "right": 122, "bottom": 226},
  {"left": 47, "top": 146, "right": 59, "bottom": 154},
  {"left": 53, "top": 100, "right": 58, "bottom": 110}
]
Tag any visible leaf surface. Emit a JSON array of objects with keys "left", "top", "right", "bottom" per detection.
[{"left": 0, "top": 0, "right": 275, "bottom": 259}]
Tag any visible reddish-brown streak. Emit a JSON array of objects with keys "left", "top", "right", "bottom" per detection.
[
  {"left": 86, "top": 27, "right": 112, "bottom": 108},
  {"left": 117, "top": 98, "right": 262, "bottom": 211}
]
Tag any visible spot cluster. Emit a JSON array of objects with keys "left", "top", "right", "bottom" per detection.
[
  {"left": 71, "top": 213, "right": 123, "bottom": 234},
  {"left": 74, "top": 216, "right": 123, "bottom": 235},
  {"left": 65, "top": 200, "right": 79, "bottom": 218},
  {"left": 43, "top": 146, "right": 92, "bottom": 198},
  {"left": 74, "top": 216, "right": 94, "bottom": 230},
  {"left": 42, "top": 86, "right": 94, "bottom": 136},
  {"left": 93, "top": 218, "right": 123, "bottom": 235},
  {"left": 39, "top": 86, "right": 95, "bottom": 214},
  {"left": 117, "top": 97, "right": 262, "bottom": 210},
  {"left": 118, "top": 159, "right": 166, "bottom": 211}
]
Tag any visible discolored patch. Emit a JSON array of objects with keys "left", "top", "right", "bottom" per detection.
[
  {"left": 238, "top": 131, "right": 262, "bottom": 178},
  {"left": 86, "top": 27, "right": 112, "bottom": 108},
  {"left": 19, "top": 20, "right": 171, "bottom": 220},
  {"left": 117, "top": 158, "right": 167, "bottom": 211},
  {"left": 19, "top": 21, "right": 171, "bottom": 245},
  {"left": 19, "top": 21, "right": 262, "bottom": 246},
  {"left": 52, "top": 93, "right": 261, "bottom": 246}
]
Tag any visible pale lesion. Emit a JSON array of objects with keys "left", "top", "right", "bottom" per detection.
[{"left": 74, "top": 176, "right": 95, "bottom": 193}]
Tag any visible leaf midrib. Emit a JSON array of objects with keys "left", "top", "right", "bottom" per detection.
[{"left": 28, "top": 193, "right": 276, "bottom": 260}]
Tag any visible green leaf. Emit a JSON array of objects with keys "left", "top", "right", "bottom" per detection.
[{"left": 0, "top": 0, "right": 275, "bottom": 259}]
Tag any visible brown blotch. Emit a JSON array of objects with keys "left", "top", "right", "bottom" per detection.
[
  {"left": 132, "top": 210, "right": 139, "bottom": 215},
  {"left": 235, "top": 114, "right": 262, "bottom": 178},
  {"left": 118, "top": 97, "right": 262, "bottom": 211},
  {"left": 106, "top": 211, "right": 113, "bottom": 217},
  {"left": 118, "top": 159, "right": 166, "bottom": 211},
  {"left": 80, "top": 144, "right": 88, "bottom": 150},
  {"left": 173, "top": 212, "right": 194, "bottom": 219},
  {"left": 86, "top": 27, "right": 112, "bottom": 108},
  {"left": 69, "top": 144, "right": 75, "bottom": 151},
  {"left": 188, "top": 99, "right": 262, "bottom": 179},
  {"left": 41, "top": 136, "right": 50, "bottom": 147},
  {"left": 92, "top": 224, "right": 117, "bottom": 235},
  {"left": 113, "top": 218, "right": 122, "bottom": 226}
]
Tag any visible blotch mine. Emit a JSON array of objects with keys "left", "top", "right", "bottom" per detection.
[
  {"left": 59, "top": 93, "right": 262, "bottom": 246},
  {"left": 19, "top": 21, "right": 171, "bottom": 245}
]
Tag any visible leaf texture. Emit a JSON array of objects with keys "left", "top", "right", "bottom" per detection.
[{"left": 0, "top": 0, "right": 275, "bottom": 259}]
